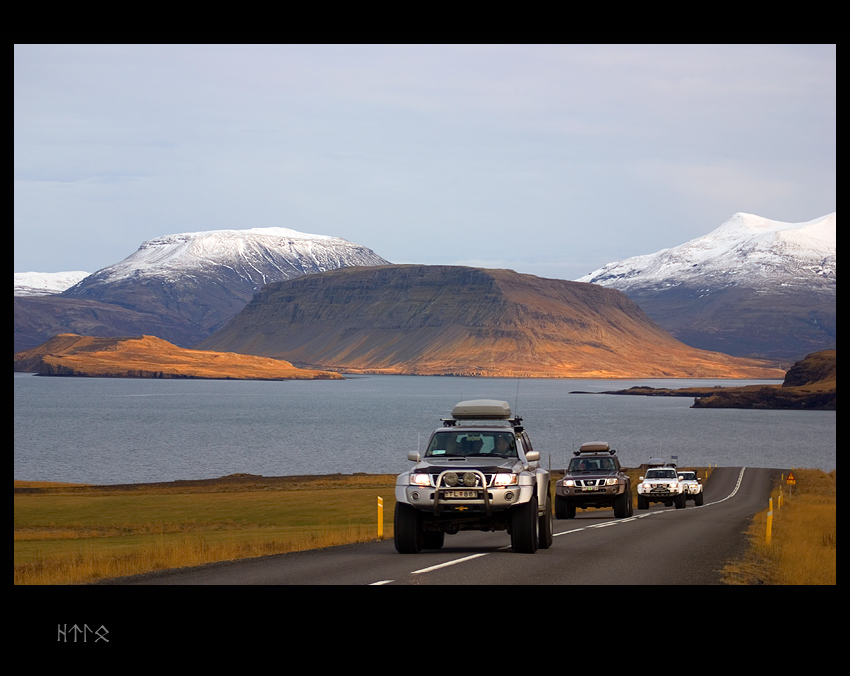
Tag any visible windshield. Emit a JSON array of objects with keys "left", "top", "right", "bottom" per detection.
[
  {"left": 681, "top": 472, "right": 696, "bottom": 480},
  {"left": 646, "top": 469, "right": 677, "bottom": 479},
  {"left": 568, "top": 456, "right": 616, "bottom": 472},
  {"left": 425, "top": 431, "right": 517, "bottom": 458}
]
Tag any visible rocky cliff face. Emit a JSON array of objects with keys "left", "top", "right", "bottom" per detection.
[{"left": 198, "top": 265, "right": 785, "bottom": 379}]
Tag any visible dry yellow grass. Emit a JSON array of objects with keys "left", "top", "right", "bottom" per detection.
[
  {"left": 14, "top": 474, "right": 397, "bottom": 585},
  {"left": 722, "top": 468, "right": 836, "bottom": 585}
]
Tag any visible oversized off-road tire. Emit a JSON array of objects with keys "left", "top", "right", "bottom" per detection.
[
  {"left": 613, "top": 489, "right": 631, "bottom": 518},
  {"left": 637, "top": 494, "right": 649, "bottom": 510},
  {"left": 695, "top": 490, "right": 704, "bottom": 506},
  {"left": 675, "top": 492, "right": 687, "bottom": 509},
  {"left": 555, "top": 494, "right": 576, "bottom": 519},
  {"left": 511, "top": 496, "right": 538, "bottom": 553},
  {"left": 394, "top": 503, "right": 424, "bottom": 553},
  {"left": 538, "top": 494, "right": 553, "bottom": 549}
]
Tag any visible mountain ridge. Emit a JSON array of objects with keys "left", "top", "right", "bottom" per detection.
[
  {"left": 575, "top": 212, "right": 835, "bottom": 358},
  {"left": 198, "top": 264, "right": 785, "bottom": 379}
]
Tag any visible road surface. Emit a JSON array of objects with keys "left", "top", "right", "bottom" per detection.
[{"left": 100, "top": 466, "right": 783, "bottom": 585}]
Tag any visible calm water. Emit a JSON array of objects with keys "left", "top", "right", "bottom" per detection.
[{"left": 14, "top": 372, "right": 836, "bottom": 484}]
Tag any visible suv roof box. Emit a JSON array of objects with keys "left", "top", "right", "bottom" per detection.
[
  {"left": 578, "top": 441, "right": 610, "bottom": 453},
  {"left": 451, "top": 399, "right": 512, "bottom": 420}
]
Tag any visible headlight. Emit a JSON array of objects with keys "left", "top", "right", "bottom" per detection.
[
  {"left": 410, "top": 473, "right": 431, "bottom": 487},
  {"left": 564, "top": 479, "right": 575, "bottom": 487},
  {"left": 605, "top": 478, "right": 618, "bottom": 486},
  {"left": 493, "top": 473, "right": 518, "bottom": 486}
]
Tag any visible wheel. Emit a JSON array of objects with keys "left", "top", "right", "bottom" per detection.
[
  {"left": 695, "top": 490, "right": 704, "bottom": 506},
  {"left": 538, "top": 494, "right": 553, "bottom": 549},
  {"left": 637, "top": 494, "right": 649, "bottom": 510},
  {"left": 394, "top": 503, "right": 424, "bottom": 553},
  {"left": 675, "top": 492, "right": 687, "bottom": 509},
  {"left": 423, "top": 530, "right": 445, "bottom": 549},
  {"left": 628, "top": 489, "right": 634, "bottom": 516},
  {"left": 613, "top": 489, "right": 630, "bottom": 518},
  {"left": 511, "top": 496, "right": 538, "bottom": 553}
]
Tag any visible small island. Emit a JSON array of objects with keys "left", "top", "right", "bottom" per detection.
[
  {"left": 13, "top": 333, "right": 344, "bottom": 381},
  {"left": 571, "top": 350, "right": 835, "bottom": 410}
]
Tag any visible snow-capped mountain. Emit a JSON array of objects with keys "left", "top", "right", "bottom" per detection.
[
  {"left": 576, "top": 213, "right": 836, "bottom": 360},
  {"left": 577, "top": 212, "right": 835, "bottom": 294},
  {"left": 65, "top": 227, "right": 389, "bottom": 294},
  {"left": 16, "top": 227, "right": 390, "bottom": 351},
  {"left": 14, "top": 271, "right": 90, "bottom": 296}
]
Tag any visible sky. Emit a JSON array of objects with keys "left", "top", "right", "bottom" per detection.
[{"left": 14, "top": 44, "right": 836, "bottom": 281}]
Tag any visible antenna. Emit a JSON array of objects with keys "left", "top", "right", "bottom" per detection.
[{"left": 514, "top": 379, "right": 520, "bottom": 415}]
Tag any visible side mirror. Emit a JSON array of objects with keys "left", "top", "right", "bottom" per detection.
[
  {"left": 525, "top": 451, "right": 540, "bottom": 462},
  {"left": 639, "top": 476, "right": 645, "bottom": 481},
  {"left": 408, "top": 451, "right": 421, "bottom": 462},
  {"left": 678, "top": 475, "right": 684, "bottom": 481}
]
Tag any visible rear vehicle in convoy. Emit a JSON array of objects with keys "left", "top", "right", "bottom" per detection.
[
  {"left": 637, "top": 466, "right": 687, "bottom": 509},
  {"left": 394, "top": 400, "right": 552, "bottom": 554},
  {"left": 554, "top": 442, "right": 633, "bottom": 519},
  {"left": 679, "top": 470, "right": 705, "bottom": 505}
]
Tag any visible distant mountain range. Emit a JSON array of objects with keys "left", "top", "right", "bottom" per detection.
[
  {"left": 196, "top": 264, "right": 783, "bottom": 379},
  {"left": 577, "top": 213, "right": 836, "bottom": 359},
  {"left": 14, "top": 228, "right": 389, "bottom": 352}
]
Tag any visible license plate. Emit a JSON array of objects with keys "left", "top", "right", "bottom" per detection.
[
  {"left": 582, "top": 487, "right": 600, "bottom": 492},
  {"left": 444, "top": 490, "right": 478, "bottom": 499}
]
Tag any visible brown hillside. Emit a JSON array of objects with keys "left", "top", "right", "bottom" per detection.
[
  {"left": 14, "top": 334, "right": 343, "bottom": 380},
  {"left": 197, "top": 265, "right": 785, "bottom": 378}
]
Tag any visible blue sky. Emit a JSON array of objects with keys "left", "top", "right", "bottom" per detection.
[{"left": 14, "top": 44, "right": 836, "bottom": 280}]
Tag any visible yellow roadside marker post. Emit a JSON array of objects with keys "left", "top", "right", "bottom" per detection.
[
  {"left": 766, "top": 498, "right": 773, "bottom": 546},
  {"left": 378, "top": 497, "right": 384, "bottom": 538}
]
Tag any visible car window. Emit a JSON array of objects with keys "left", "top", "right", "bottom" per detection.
[{"left": 425, "top": 431, "right": 517, "bottom": 457}]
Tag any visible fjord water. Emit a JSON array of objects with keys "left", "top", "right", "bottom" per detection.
[{"left": 14, "top": 373, "right": 835, "bottom": 485}]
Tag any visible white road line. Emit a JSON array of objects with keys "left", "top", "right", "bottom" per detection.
[
  {"left": 411, "top": 552, "right": 489, "bottom": 574},
  {"left": 375, "top": 468, "right": 748, "bottom": 583}
]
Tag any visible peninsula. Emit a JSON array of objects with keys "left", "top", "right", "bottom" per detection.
[{"left": 14, "top": 334, "right": 343, "bottom": 381}]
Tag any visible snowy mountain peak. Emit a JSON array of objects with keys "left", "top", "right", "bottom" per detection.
[
  {"left": 576, "top": 212, "right": 836, "bottom": 293},
  {"left": 14, "top": 271, "right": 90, "bottom": 296},
  {"left": 67, "top": 226, "right": 390, "bottom": 291}
]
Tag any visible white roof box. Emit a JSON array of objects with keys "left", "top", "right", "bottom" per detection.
[
  {"left": 451, "top": 399, "right": 512, "bottom": 420},
  {"left": 579, "top": 441, "right": 610, "bottom": 453}
]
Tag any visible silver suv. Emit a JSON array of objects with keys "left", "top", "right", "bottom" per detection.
[{"left": 394, "top": 400, "right": 552, "bottom": 554}]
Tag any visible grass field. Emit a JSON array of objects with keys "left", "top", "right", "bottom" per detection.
[
  {"left": 14, "top": 474, "right": 399, "bottom": 585},
  {"left": 721, "top": 468, "right": 836, "bottom": 585}
]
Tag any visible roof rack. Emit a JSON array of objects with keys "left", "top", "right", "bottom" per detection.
[
  {"left": 573, "top": 441, "right": 616, "bottom": 456},
  {"left": 442, "top": 399, "right": 524, "bottom": 431}
]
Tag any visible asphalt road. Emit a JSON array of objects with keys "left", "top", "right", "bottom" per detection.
[{"left": 102, "top": 466, "right": 783, "bottom": 585}]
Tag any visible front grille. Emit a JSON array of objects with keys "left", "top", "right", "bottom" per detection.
[{"left": 431, "top": 473, "right": 494, "bottom": 487}]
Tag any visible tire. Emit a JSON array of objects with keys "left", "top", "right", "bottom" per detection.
[
  {"left": 555, "top": 494, "right": 574, "bottom": 519},
  {"left": 637, "top": 494, "right": 649, "bottom": 510},
  {"left": 394, "top": 503, "right": 424, "bottom": 553},
  {"left": 675, "top": 492, "right": 687, "bottom": 509},
  {"left": 511, "top": 496, "right": 538, "bottom": 553},
  {"left": 538, "top": 494, "right": 553, "bottom": 549},
  {"left": 695, "top": 490, "right": 704, "bottom": 506},
  {"left": 613, "top": 489, "right": 630, "bottom": 518}
]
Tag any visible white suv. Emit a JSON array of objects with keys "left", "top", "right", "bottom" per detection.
[
  {"left": 637, "top": 466, "right": 687, "bottom": 509},
  {"left": 679, "top": 471, "right": 705, "bottom": 506}
]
